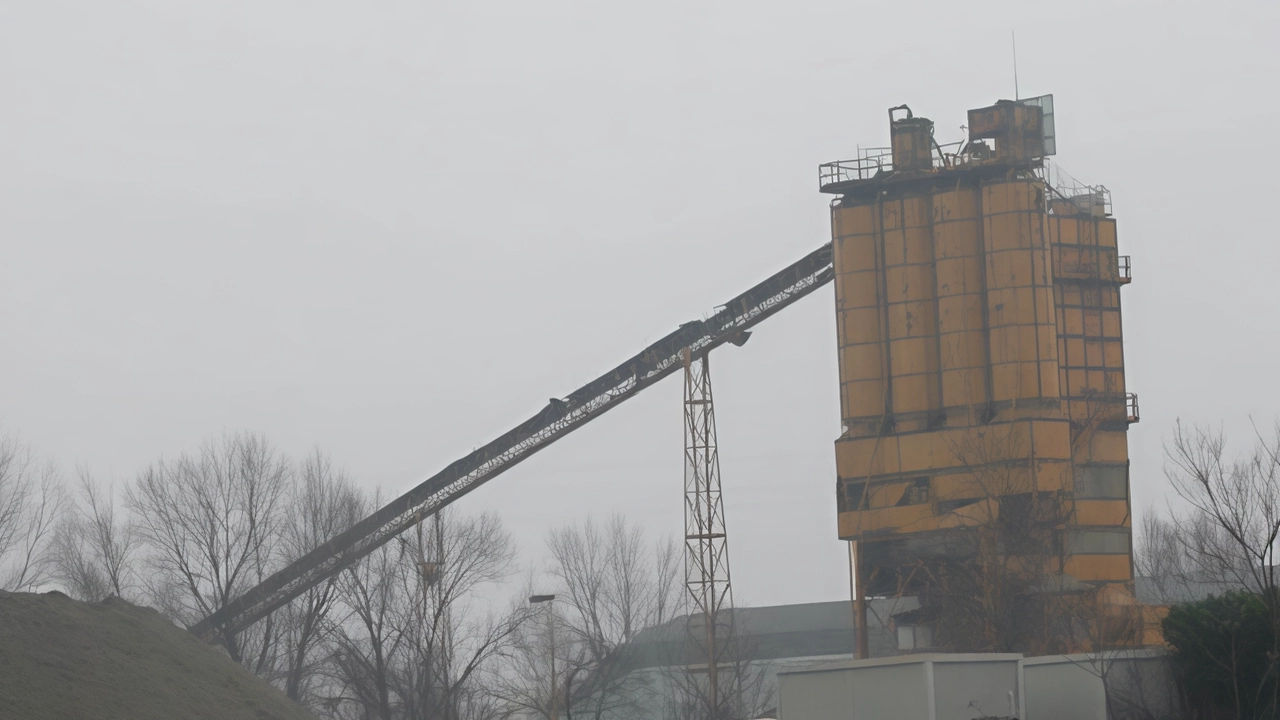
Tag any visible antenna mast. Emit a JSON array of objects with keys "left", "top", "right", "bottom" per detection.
[{"left": 1012, "top": 30, "right": 1020, "bottom": 100}]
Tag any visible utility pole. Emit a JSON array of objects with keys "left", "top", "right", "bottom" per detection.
[
  {"left": 529, "top": 594, "right": 557, "bottom": 720},
  {"left": 682, "top": 349, "right": 736, "bottom": 720},
  {"left": 849, "top": 540, "right": 869, "bottom": 659}
]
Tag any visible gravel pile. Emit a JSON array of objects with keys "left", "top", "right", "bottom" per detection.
[{"left": 0, "top": 590, "right": 316, "bottom": 720}]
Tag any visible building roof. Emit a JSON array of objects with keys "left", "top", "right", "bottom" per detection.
[{"left": 626, "top": 598, "right": 918, "bottom": 669}]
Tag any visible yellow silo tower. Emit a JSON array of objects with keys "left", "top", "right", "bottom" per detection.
[{"left": 821, "top": 97, "right": 1150, "bottom": 655}]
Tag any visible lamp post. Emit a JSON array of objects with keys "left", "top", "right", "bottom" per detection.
[{"left": 529, "top": 594, "right": 557, "bottom": 720}]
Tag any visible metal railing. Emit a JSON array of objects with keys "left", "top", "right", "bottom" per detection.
[
  {"left": 1040, "top": 161, "right": 1113, "bottom": 217},
  {"left": 1118, "top": 255, "right": 1132, "bottom": 283},
  {"left": 819, "top": 148, "right": 892, "bottom": 187},
  {"left": 819, "top": 142, "right": 966, "bottom": 189},
  {"left": 1126, "top": 393, "right": 1140, "bottom": 424}
]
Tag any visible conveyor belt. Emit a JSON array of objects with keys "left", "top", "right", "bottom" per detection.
[{"left": 191, "top": 241, "right": 834, "bottom": 639}]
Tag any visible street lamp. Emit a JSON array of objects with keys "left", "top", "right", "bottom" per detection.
[{"left": 529, "top": 594, "right": 557, "bottom": 720}]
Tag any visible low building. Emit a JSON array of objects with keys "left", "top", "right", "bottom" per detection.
[{"left": 593, "top": 598, "right": 1176, "bottom": 720}]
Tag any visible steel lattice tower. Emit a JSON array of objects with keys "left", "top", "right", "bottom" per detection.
[{"left": 681, "top": 349, "right": 736, "bottom": 718}]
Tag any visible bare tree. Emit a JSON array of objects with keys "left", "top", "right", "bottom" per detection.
[
  {"left": 0, "top": 430, "right": 66, "bottom": 591},
  {"left": 127, "top": 430, "right": 292, "bottom": 671},
  {"left": 657, "top": 621, "right": 777, "bottom": 720},
  {"left": 1160, "top": 419, "right": 1280, "bottom": 718},
  {"left": 1164, "top": 421, "right": 1280, "bottom": 600},
  {"left": 391, "top": 509, "right": 526, "bottom": 720},
  {"left": 323, "top": 504, "right": 525, "bottom": 720},
  {"left": 1133, "top": 511, "right": 1190, "bottom": 605},
  {"left": 326, "top": 533, "right": 404, "bottom": 720},
  {"left": 510, "top": 515, "right": 680, "bottom": 720},
  {"left": 52, "top": 469, "right": 139, "bottom": 602},
  {"left": 277, "top": 449, "right": 363, "bottom": 705},
  {"left": 489, "top": 573, "right": 581, "bottom": 720}
]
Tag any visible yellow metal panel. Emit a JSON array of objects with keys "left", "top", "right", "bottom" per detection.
[
  {"left": 932, "top": 187, "right": 979, "bottom": 220},
  {"left": 844, "top": 379, "right": 885, "bottom": 420},
  {"left": 891, "top": 374, "right": 933, "bottom": 413},
  {"left": 1082, "top": 310, "right": 1102, "bottom": 336},
  {"left": 836, "top": 435, "right": 901, "bottom": 477},
  {"left": 934, "top": 221, "right": 981, "bottom": 259},
  {"left": 881, "top": 228, "right": 905, "bottom": 270},
  {"left": 1065, "top": 555, "right": 1132, "bottom": 582},
  {"left": 842, "top": 307, "right": 882, "bottom": 344},
  {"left": 1075, "top": 500, "right": 1132, "bottom": 527},
  {"left": 1078, "top": 430, "right": 1129, "bottom": 464},
  {"left": 985, "top": 215, "right": 1035, "bottom": 252},
  {"left": 932, "top": 498, "right": 999, "bottom": 530},
  {"left": 884, "top": 265, "right": 935, "bottom": 303},
  {"left": 1035, "top": 287, "right": 1056, "bottom": 324},
  {"left": 936, "top": 294, "right": 984, "bottom": 331},
  {"left": 937, "top": 333, "right": 968, "bottom": 371},
  {"left": 988, "top": 249, "right": 1033, "bottom": 287},
  {"left": 982, "top": 182, "right": 1018, "bottom": 214},
  {"left": 834, "top": 204, "right": 876, "bottom": 237},
  {"left": 1101, "top": 310, "right": 1121, "bottom": 337},
  {"left": 1075, "top": 219, "right": 1096, "bottom": 246},
  {"left": 1065, "top": 369, "right": 1087, "bottom": 397},
  {"left": 1031, "top": 246, "right": 1052, "bottom": 284},
  {"left": 880, "top": 200, "right": 904, "bottom": 230},
  {"left": 901, "top": 196, "right": 931, "bottom": 229},
  {"left": 1085, "top": 340, "right": 1103, "bottom": 367},
  {"left": 990, "top": 363, "right": 1020, "bottom": 402},
  {"left": 889, "top": 337, "right": 936, "bottom": 376},
  {"left": 839, "top": 270, "right": 880, "bottom": 309},
  {"left": 1037, "top": 325, "right": 1059, "bottom": 361},
  {"left": 1097, "top": 219, "right": 1118, "bottom": 248},
  {"left": 935, "top": 256, "right": 981, "bottom": 295},
  {"left": 836, "top": 235, "right": 878, "bottom": 274},
  {"left": 902, "top": 226, "right": 933, "bottom": 264},
  {"left": 901, "top": 431, "right": 946, "bottom": 469},
  {"left": 1105, "top": 370, "right": 1126, "bottom": 394},
  {"left": 838, "top": 503, "right": 936, "bottom": 537},
  {"left": 1056, "top": 244, "right": 1078, "bottom": 271},
  {"left": 842, "top": 343, "right": 885, "bottom": 381},
  {"left": 1031, "top": 419, "right": 1073, "bottom": 458},
  {"left": 1035, "top": 461, "right": 1071, "bottom": 492},
  {"left": 931, "top": 472, "right": 980, "bottom": 501},
  {"left": 956, "top": 330, "right": 988, "bottom": 368},
  {"left": 1020, "top": 361, "right": 1045, "bottom": 398},
  {"left": 1039, "top": 361, "right": 1061, "bottom": 398},
  {"left": 1086, "top": 369, "right": 1108, "bottom": 394},
  {"left": 930, "top": 471, "right": 975, "bottom": 499},
  {"left": 886, "top": 302, "right": 936, "bottom": 339},
  {"left": 988, "top": 286, "right": 1037, "bottom": 322},
  {"left": 867, "top": 480, "right": 911, "bottom": 508},
  {"left": 989, "top": 325, "right": 1033, "bottom": 364},
  {"left": 942, "top": 368, "right": 982, "bottom": 407}
]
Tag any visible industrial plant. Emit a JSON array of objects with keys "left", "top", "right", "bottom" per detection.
[
  {"left": 823, "top": 97, "right": 1158, "bottom": 658},
  {"left": 174, "top": 93, "right": 1168, "bottom": 718},
  {"left": 2, "top": 92, "right": 1236, "bottom": 720}
]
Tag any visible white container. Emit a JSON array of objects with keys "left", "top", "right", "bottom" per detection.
[
  {"left": 1020, "top": 655, "right": 1107, "bottom": 720},
  {"left": 778, "top": 653, "right": 1024, "bottom": 720}
]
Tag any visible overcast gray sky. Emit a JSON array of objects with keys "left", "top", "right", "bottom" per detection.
[{"left": 2, "top": 0, "right": 1278, "bottom": 607}]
